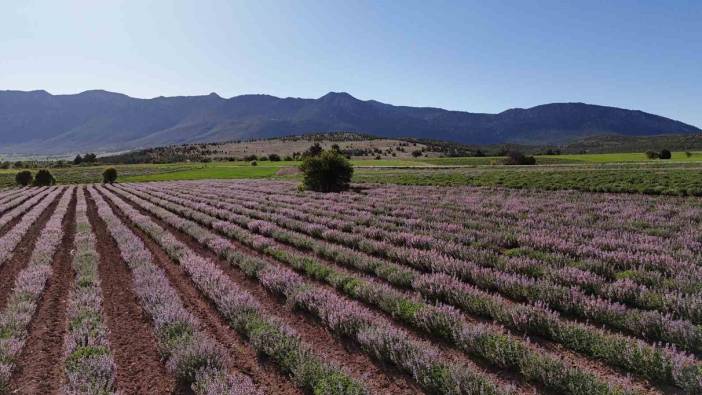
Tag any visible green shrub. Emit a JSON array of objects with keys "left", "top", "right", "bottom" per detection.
[
  {"left": 268, "top": 153, "right": 281, "bottom": 161},
  {"left": 300, "top": 150, "right": 353, "bottom": 192},
  {"left": 659, "top": 149, "right": 672, "bottom": 159},
  {"left": 33, "top": 169, "right": 56, "bottom": 186},
  {"left": 504, "top": 151, "right": 536, "bottom": 165},
  {"left": 15, "top": 170, "right": 33, "bottom": 186},
  {"left": 102, "top": 167, "right": 118, "bottom": 184},
  {"left": 645, "top": 151, "right": 659, "bottom": 159}
]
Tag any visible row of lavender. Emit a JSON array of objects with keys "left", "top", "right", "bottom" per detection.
[
  {"left": 161, "top": 182, "right": 701, "bottom": 327},
  {"left": 219, "top": 182, "right": 701, "bottom": 318},
  {"left": 100, "top": 185, "right": 514, "bottom": 394},
  {"left": 231, "top": 180, "right": 701, "bottom": 292},
  {"left": 114, "top": 183, "right": 671, "bottom": 394},
  {"left": 128, "top": 181, "right": 702, "bottom": 392},
  {"left": 124, "top": 180, "right": 702, "bottom": 393},
  {"left": 87, "top": 186, "right": 263, "bottom": 394},
  {"left": 92, "top": 185, "right": 371, "bottom": 394},
  {"left": 0, "top": 187, "right": 72, "bottom": 391},
  {"left": 209, "top": 181, "right": 701, "bottom": 303},
  {"left": 63, "top": 188, "right": 116, "bottom": 393},
  {"left": 0, "top": 186, "right": 269, "bottom": 393}
]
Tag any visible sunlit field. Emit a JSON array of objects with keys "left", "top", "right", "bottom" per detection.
[{"left": 0, "top": 180, "right": 699, "bottom": 393}]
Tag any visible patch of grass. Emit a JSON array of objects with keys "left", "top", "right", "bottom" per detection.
[
  {"left": 549, "top": 151, "right": 702, "bottom": 163},
  {"left": 353, "top": 164, "right": 702, "bottom": 196}
]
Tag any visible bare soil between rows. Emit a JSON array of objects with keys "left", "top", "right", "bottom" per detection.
[{"left": 86, "top": 188, "right": 179, "bottom": 394}]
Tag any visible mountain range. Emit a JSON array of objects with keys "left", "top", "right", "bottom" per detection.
[{"left": 0, "top": 89, "right": 698, "bottom": 154}]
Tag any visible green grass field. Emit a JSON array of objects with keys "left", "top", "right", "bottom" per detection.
[
  {"left": 419, "top": 151, "right": 702, "bottom": 165},
  {"left": 546, "top": 151, "right": 702, "bottom": 163},
  {"left": 2, "top": 151, "right": 701, "bottom": 196}
]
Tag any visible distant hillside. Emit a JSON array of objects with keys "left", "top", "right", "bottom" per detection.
[
  {"left": 561, "top": 134, "right": 702, "bottom": 154},
  {"left": 0, "top": 89, "right": 698, "bottom": 154},
  {"left": 100, "top": 132, "right": 433, "bottom": 163}
]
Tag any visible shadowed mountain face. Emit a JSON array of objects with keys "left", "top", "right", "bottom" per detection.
[{"left": 0, "top": 89, "right": 698, "bottom": 154}]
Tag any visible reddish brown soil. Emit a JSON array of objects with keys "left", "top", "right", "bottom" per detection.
[
  {"left": 107, "top": 186, "right": 424, "bottom": 395},
  {"left": 0, "top": 194, "right": 60, "bottom": 311},
  {"left": 8, "top": 189, "right": 76, "bottom": 394},
  {"left": 85, "top": 189, "right": 177, "bottom": 394},
  {"left": 98, "top": 189, "right": 301, "bottom": 395}
]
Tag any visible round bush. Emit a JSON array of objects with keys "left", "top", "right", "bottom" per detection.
[
  {"left": 15, "top": 170, "right": 33, "bottom": 186},
  {"left": 102, "top": 167, "right": 118, "bottom": 184},
  {"left": 504, "top": 151, "right": 536, "bottom": 165},
  {"left": 300, "top": 150, "right": 353, "bottom": 192},
  {"left": 659, "top": 149, "right": 672, "bottom": 159},
  {"left": 33, "top": 169, "right": 56, "bottom": 186}
]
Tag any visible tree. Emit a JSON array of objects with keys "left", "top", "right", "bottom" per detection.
[
  {"left": 102, "top": 167, "right": 118, "bottom": 184},
  {"left": 15, "top": 171, "right": 33, "bottom": 186},
  {"left": 300, "top": 150, "right": 353, "bottom": 192},
  {"left": 304, "top": 143, "right": 323, "bottom": 158},
  {"left": 33, "top": 169, "right": 55, "bottom": 186},
  {"left": 73, "top": 154, "right": 83, "bottom": 165},
  {"left": 645, "top": 151, "right": 659, "bottom": 159},
  {"left": 411, "top": 150, "right": 423, "bottom": 158},
  {"left": 504, "top": 151, "right": 536, "bottom": 165},
  {"left": 83, "top": 153, "right": 97, "bottom": 163},
  {"left": 268, "top": 153, "right": 281, "bottom": 162},
  {"left": 659, "top": 149, "right": 672, "bottom": 159}
]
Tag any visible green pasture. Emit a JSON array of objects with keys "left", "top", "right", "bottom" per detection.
[{"left": 1, "top": 151, "right": 701, "bottom": 196}]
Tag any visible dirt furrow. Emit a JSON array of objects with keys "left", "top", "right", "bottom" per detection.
[
  {"left": 109, "top": 188, "right": 424, "bottom": 395},
  {"left": 8, "top": 190, "right": 76, "bottom": 394},
  {"left": 100, "top": 190, "right": 301, "bottom": 395},
  {"left": 85, "top": 189, "right": 177, "bottom": 395},
  {"left": 0, "top": 194, "right": 60, "bottom": 312}
]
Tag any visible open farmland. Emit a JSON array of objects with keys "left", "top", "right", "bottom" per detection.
[{"left": 0, "top": 181, "right": 699, "bottom": 394}]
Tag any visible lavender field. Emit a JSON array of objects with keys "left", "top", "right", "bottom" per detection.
[{"left": 0, "top": 181, "right": 700, "bottom": 394}]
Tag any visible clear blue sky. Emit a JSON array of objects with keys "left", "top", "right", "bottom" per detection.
[{"left": 1, "top": 0, "right": 700, "bottom": 126}]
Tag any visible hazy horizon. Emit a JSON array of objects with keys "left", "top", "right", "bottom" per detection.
[{"left": 1, "top": 0, "right": 700, "bottom": 126}]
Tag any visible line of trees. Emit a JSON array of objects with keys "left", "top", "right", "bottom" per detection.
[
  {"left": 13, "top": 167, "right": 118, "bottom": 186},
  {"left": 73, "top": 153, "right": 98, "bottom": 165}
]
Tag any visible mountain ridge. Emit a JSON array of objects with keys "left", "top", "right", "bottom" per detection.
[{"left": 0, "top": 89, "right": 698, "bottom": 154}]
